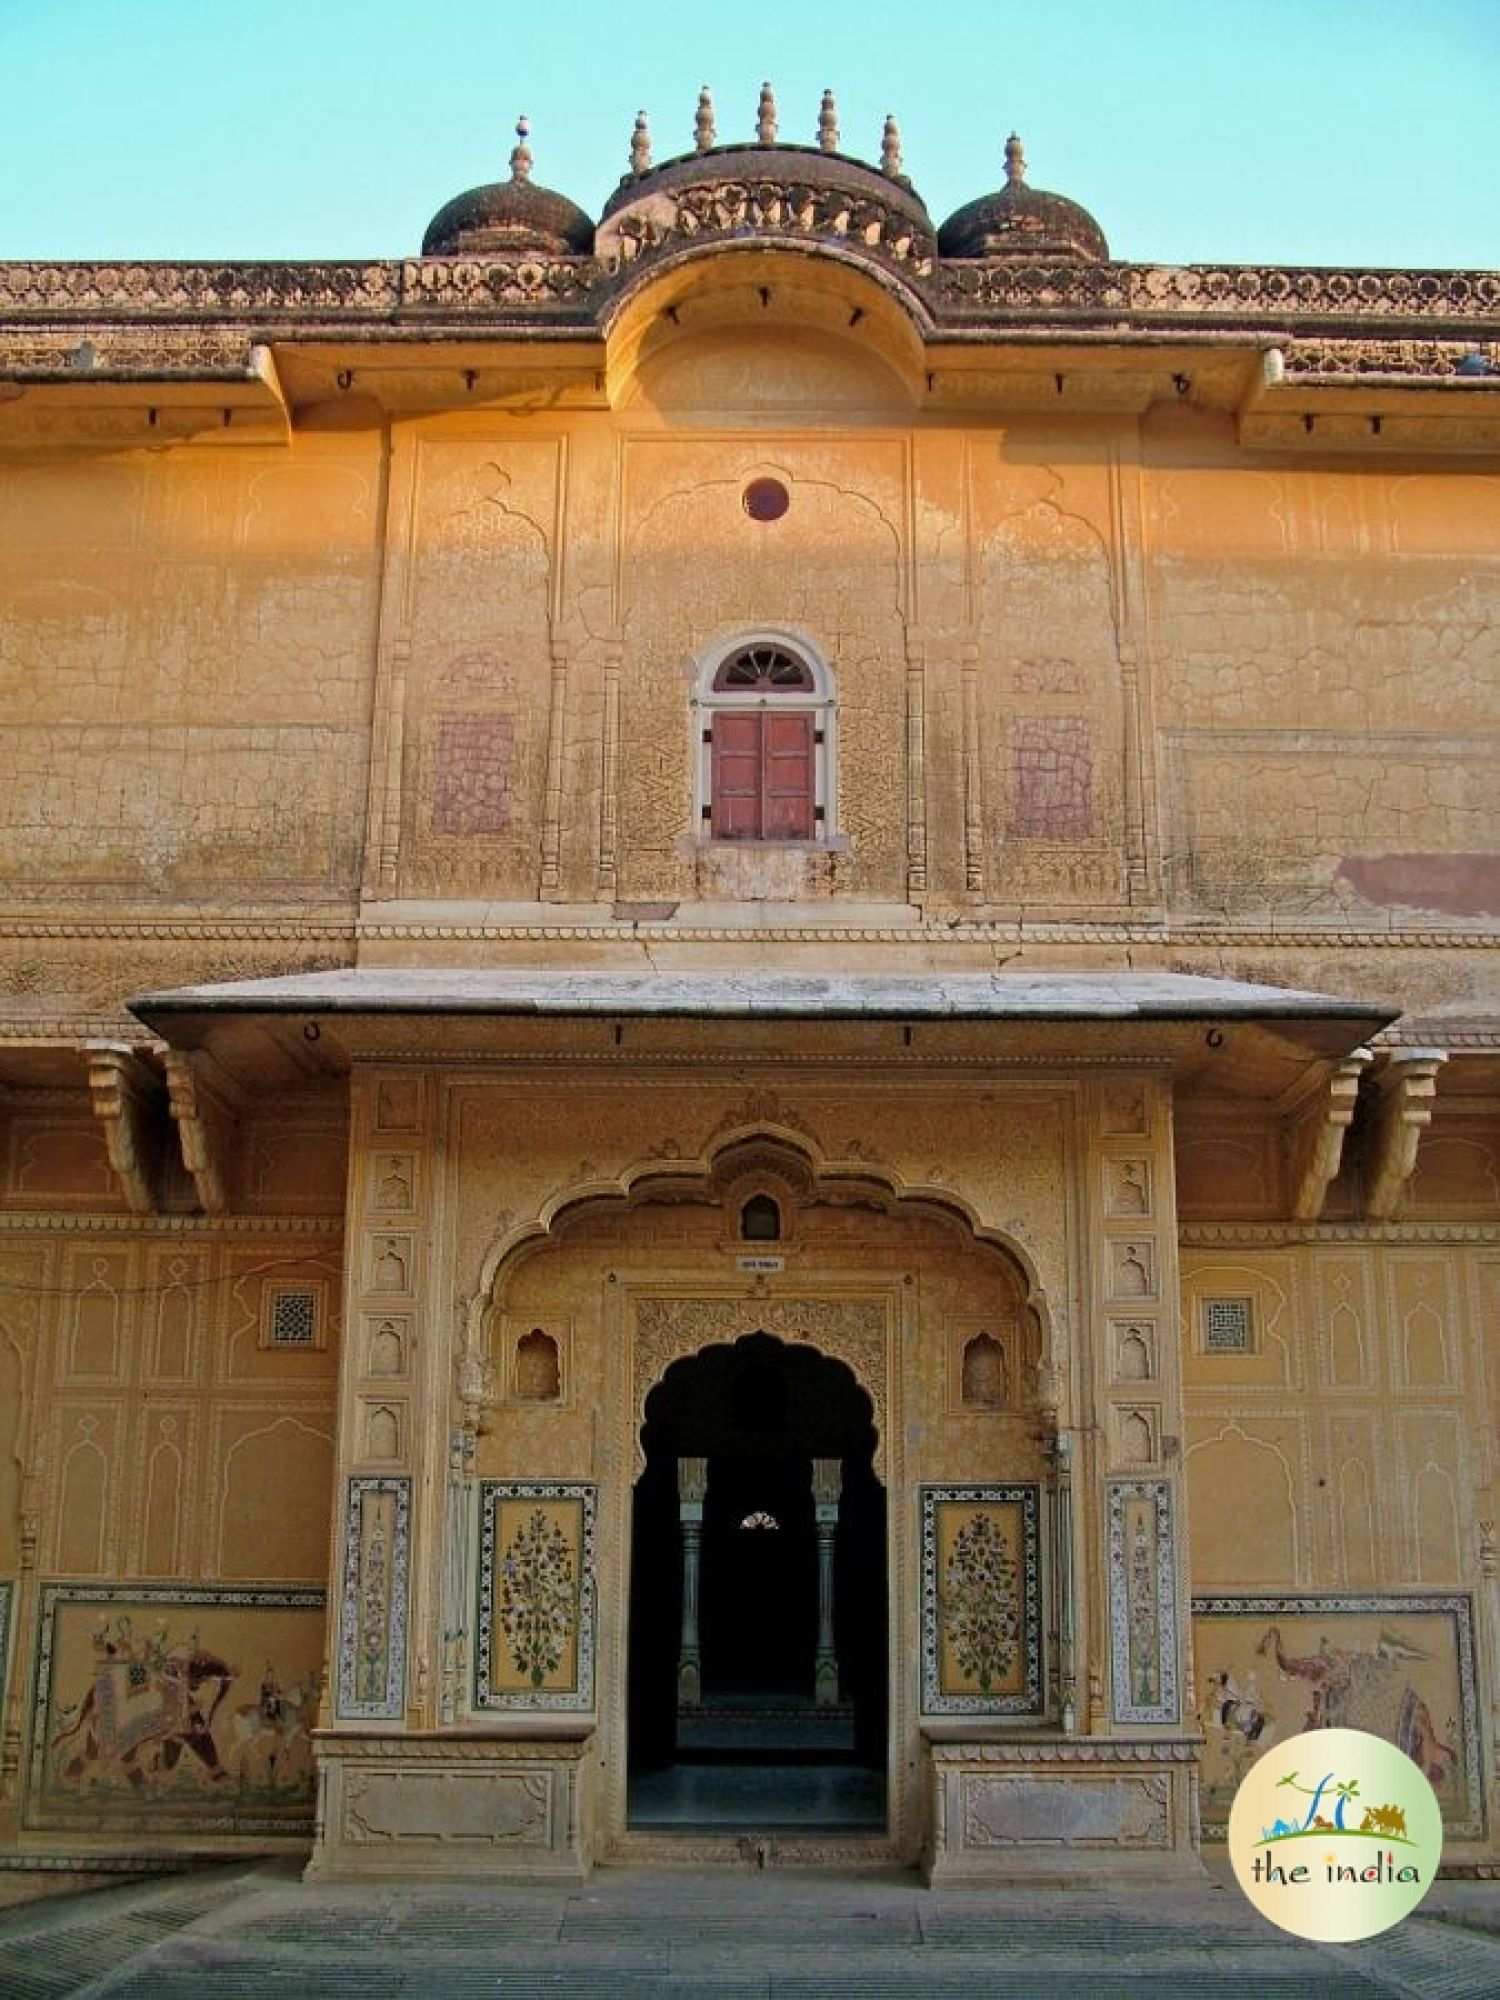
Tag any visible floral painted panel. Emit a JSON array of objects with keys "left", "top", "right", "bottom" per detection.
[
  {"left": 336, "top": 1476, "right": 411, "bottom": 1722},
  {"left": 1192, "top": 1593, "right": 1483, "bottom": 1840},
  {"left": 26, "top": 1582, "right": 324, "bottom": 1835},
  {"left": 476, "top": 1481, "right": 596, "bottom": 1711},
  {"left": 920, "top": 1485, "right": 1042, "bottom": 1715},
  {"left": 1108, "top": 1479, "right": 1180, "bottom": 1724}
]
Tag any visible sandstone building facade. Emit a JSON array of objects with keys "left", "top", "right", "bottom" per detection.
[{"left": 0, "top": 90, "right": 1496, "bottom": 1886}]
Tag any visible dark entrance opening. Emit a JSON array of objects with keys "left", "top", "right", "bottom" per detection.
[{"left": 627, "top": 1332, "right": 886, "bottom": 1830}]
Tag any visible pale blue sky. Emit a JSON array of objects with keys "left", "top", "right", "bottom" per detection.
[{"left": 2, "top": 0, "right": 1497, "bottom": 268}]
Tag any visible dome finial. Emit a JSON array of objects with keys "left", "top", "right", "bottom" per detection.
[
  {"left": 509, "top": 115, "right": 533, "bottom": 185},
  {"left": 757, "top": 81, "right": 778, "bottom": 144},
  {"left": 818, "top": 88, "right": 839, "bottom": 153},
  {"left": 1004, "top": 132, "right": 1027, "bottom": 185},
  {"left": 630, "top": 109, "right": 653, "bottom": 177},
  {"left": 880, "top": 113, "right": 904, "bottom": 179},
  {"left": 695, "top": 84, "right": 716, "bottom": 152}
]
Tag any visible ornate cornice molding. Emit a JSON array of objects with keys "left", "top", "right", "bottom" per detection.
[
  {"left": 0, "top": 1211, "right": 341, "bottom": 1234},
  {"left": 923, "top": 1735, "right": 1201, "bottom": 1765},
  {"left": 1179, "top": 1221, "right": 1500, "bottom": 1247},
  {"left": 4, "top": 916, "right": 1498, "bottom": 951}
]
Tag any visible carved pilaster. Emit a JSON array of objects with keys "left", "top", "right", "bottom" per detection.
[
  {"left": 1107, "top": 443, "right": 1162, "bottom": 904},
  {"left": 1289, "top": 1048, "right": 1372, "bottom": 1222},
  {"left": 1054, "top": 1431, "right": 1078, "bottom": 1733},
  {"left": 163, "top": 1049, "right": 241, "bottom": 1215},
  {"left": 1365, "top": 1050, "right": 1447, "bottom": 1222},
  {"left": 539, "top": 632, "right": 570, "bottom": 897},
  {"left": 1479, "top": 1519, "right": 1498, "bottom": 1760},
  {"left": 86, "top": 1043, "right": 162, "bottom": 1214},
  {"left": 904, "top": 635, "right": 928, "bottom": 896},
  {"left": 440, "top": 1424, "right": 477, "bottom": 1724},
  {"left": 598, "top": 641, "right": 622, "bottom": 896},
  {"left": 960, "top": 638, "right": 984, "bottom": 893}
]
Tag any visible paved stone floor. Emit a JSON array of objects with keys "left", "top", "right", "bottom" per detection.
[{"left": 1, "top": 1858, "right": 1498, "bottom": 1998}]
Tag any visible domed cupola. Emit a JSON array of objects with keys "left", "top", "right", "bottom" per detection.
[
  {"left": 938, "top": 134, "right": 1108, "bottom": 262},
  {"left": 422, "top": 118, "right": 595, "bottom": 258},
  {"left": 594, "top": 84, "right": 934, "bottom": 280}
]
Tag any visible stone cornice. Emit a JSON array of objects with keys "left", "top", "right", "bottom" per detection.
[
  {"left": 2, "top": 915, "right": 1498, "bottom": 948},
  {"left": 922, "top": 1734, "right": 1202, "bottom": 1764},
  {"left": 0, "top": 1212, "right": 341, "bottom": 1234},
  {"left": 1179, "top": 1221, "right": 1500, "bottom": 1247}
]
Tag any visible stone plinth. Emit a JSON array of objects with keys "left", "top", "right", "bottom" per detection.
[
  {"left": 308, "top": 1727, "right": 593, "bottom": 1882},
  {"left": 922, "top": 1732, "right": 1205, "bottom": 1885}
]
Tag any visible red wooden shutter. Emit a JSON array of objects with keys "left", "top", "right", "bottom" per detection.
[
  {"left": 762, "top": 710, "right": 815, "bottom": 838},
  {"left": 711, "top": 712, "right": 764, "bottom": 838}
]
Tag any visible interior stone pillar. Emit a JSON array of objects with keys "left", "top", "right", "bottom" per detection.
[
  {"left": 812, "top": 1457, "right": 842, "bottom": 1707},
  {"left": 676, "top": 1456, "right": 707, "bottom": 1709}
]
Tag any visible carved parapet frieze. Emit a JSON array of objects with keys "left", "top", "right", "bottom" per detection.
[
  {"left": 597, "top": 178, "right": 935, "bottom": 288},
  {"left": 396, "top": 257, "right": 594, "bottom": 315},
  {"left": 2, "top": 252, "right": 1497, "bottom": 342},
  {"left": 1365, "top": 1049, "right": 1448, "bottom": 1222},
  {"left": 0, "top": 261, "right": 399, "bottom": 318},
  {"left": 1279, "top": 337, "right": 1500, "bottom": 381}
]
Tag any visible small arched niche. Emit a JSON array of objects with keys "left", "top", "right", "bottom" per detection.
[
  {"left": 961, "top": 1330, "right": 1009, "bottom": 1409},
  {"left": 514, "top": 1327, "right": 561, "bottom": 1403},
  {"left": 741, "top": 1193, "right": 782, "bottom": 1242}
]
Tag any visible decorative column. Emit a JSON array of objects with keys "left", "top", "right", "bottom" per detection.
[
  {"left": 676, "top": 1456, "right": 707, "bottom": 1709},
  {"left": 439, "top": 1416, "right": 478, "bottom": 1724},
  {"left": 903, "top": 633, "right": 928, "bottom": 897},
  {"left": 597, "top": 640, "right": 622, "bottom": 897},
  {"left": 539, "top": 632, "right": 571, "bottom": 897},
  {"left": 1054, "top": 1430, "right": 1078, "bottom": 1735},
  {"left": 812, "top": 1457, "right": 842, "bottom": 1707}
]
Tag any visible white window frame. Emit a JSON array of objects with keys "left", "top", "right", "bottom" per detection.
[{"left": 691, "top": 628, "right": 839, "bottom": 842}]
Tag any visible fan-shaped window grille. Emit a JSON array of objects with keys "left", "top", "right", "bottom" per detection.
[
  {"left": 739, "top": 1511, "right": 781, "bottom": 1531},
  {"left": 713, "top": 645, "right": 815, "bottom": 692}
]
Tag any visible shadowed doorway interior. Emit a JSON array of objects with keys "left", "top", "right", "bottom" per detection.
[{"left": 628, "top": 1332, "right": 886, "bottom": 1830}]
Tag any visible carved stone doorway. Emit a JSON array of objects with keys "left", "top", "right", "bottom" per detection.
[{"left": 627, "top": 1332, "right": 886, "bottom": 1830}]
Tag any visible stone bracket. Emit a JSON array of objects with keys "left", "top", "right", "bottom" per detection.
[
  {"left": 1289, "top": 1047, "right": 1372, "bottom": 1221},
  {"left": 1365, "top": 1049, "right": 1447, "bottom": 1222},
  {"left": 85, "top": 1042, "right": 165, "bottom": 1214},
  {"left": 163, "top": 1048, "right": 243, "bottom": 1214}
]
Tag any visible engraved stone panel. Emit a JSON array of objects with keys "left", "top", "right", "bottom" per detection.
[
  {"left": 343, "top": 1768, "right": 552, "bottom": 1846},
  {"left": 1109, "top": 1240, "right": 1156, "bottom": 1301},
  {"left": 364, "top": 1314, "right": 411, "bottom": 1378},
  {"left": 371, "top": 1155, "right": 416, "bottom": 1213},
  {"left": 962, "top": 1774, "right": 1171, "bottom": 1848},
  {"left": 1112, "top": 1321, "right": 1157, "bottom": 1384},
  {"left": 374, "top": 1079, "right": 423, "bottom": 1133},
  {"left": 1105, "top": 1160, "right": 1153, "bottom": 1218}
]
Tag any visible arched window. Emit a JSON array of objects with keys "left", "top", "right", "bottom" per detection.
[
  {"left": 741, "top": 1193, "right": 782, "bottom": 1241},
  {"left": 695, "top": 635, "right": 835, "bottom": 842}
]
